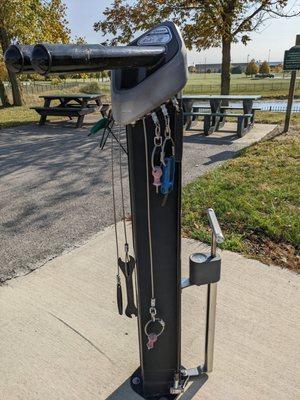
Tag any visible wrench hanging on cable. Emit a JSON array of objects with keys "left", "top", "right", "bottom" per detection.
[{"left": 117, "top": 127, "right": 138, "bottom": 318}]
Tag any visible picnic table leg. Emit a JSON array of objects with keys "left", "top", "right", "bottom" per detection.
[
  {"left": 237, "top": 116, "right": 244, "bottom": 138},
  {"left": 210, "top": 99, "right": 222, "bottom": 132},
  {"left": 75, "top": 99, "right": 88, "bottom": 128},
  {"left": 183, "top": 99, "right": 194, "bottom": 130},
  {"left": 204, "top": 115, "right": 212, "bottom": 136},
  {"left": 39, "top": 98, "right": 51, "bottom": 125},
  {"left": 243, "top": 99, "right": 253, "bottom": 130},
  {"left": 76, "top": 115, "right": 85, "bottom": 128}
]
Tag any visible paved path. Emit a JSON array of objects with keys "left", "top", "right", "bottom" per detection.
[
  {"left": 0, "top": 117, "right": 275, "bottom": 282},
  {"left": 0, "top": 224, "right": 299, "bottom": 400}
]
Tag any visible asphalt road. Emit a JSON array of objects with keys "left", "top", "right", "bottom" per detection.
[{"left": 0, "top": 116, "right": 262, "bottom": 282}]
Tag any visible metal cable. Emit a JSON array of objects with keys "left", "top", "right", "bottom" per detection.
[
  {"left": 118, "top": 126, "right": 129, "bottom": 247},
  {"left": 111, "top": 131, "right": 120, "bottom": 272},
  {"left": 143, "top": 118, "right": 155, "bottom": 300}
]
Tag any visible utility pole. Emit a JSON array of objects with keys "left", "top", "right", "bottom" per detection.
[
  {"left": 284, "top": 35, "right": 300, "bottom": 133},
  {"left": 268, "top": 49, "right": 271, "bottom": 64}
]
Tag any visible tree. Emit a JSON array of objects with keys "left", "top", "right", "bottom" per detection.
[
  {"left": 246, "top": 59, "right": 259, "bottom": 77},
  {"left": 259, "top": 60, "right": 270, "bottom": 74},
  {"left": 94, "top": 1, "right": 300, "bottom": 96},
  {"left": 0, "top": 52, "right": 10, "bottom": 106},
  {"left": 0, "top": 0, "right": 70, "bottom": 107},
  {"left": 273, "top": 64, "right": 283, "bottom": 73}
]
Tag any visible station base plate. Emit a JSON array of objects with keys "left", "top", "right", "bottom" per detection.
[{"left": 130, "top": 367, "right": 188, "bottom": 400}]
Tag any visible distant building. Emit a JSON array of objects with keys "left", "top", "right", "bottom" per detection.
[{"left": 192, "top": 61, "right": 281, "bottom": 73}]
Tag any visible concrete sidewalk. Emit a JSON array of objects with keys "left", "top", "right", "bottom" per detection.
[{"left": 0, "top": 224, "right": 299, "bottom": 400}]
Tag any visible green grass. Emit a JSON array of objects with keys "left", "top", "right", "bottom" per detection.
[
  {"left": 184, "top": 72, "right": 300, "bottom": 97},
  {"left": 0, "top": 84, "right": 110, "bottom": 129},
  {"left": 182, "top": 138, "right": 300, "bottom": 271},
  {"left": 0, "top": 106, "right": 40, "bottom": 128},
  {"left": 255, "top": 111, "right": 300, "bottom": 125}
]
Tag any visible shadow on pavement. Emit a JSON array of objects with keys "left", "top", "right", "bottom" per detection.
[
  {"left": 183, "top": 132, "right": 238, "bottom": 145},
  {"left": 0, "top": 120, "right": 128, "bottom": 281}
]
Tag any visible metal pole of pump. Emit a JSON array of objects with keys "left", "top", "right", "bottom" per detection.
[{"left": 204, "top": 209, "right": 224, "bottom": 373}]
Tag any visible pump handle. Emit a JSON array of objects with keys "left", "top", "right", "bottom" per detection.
[{"left": 206, "top": 208, "right": 224, "bottom": 244}]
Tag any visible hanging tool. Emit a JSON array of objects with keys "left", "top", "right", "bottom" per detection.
[
  {"left": 144, "top": 316, "right": 165, "bottom": 350},
  {"left": 150, "top": 112, "right": 163, "bottom": 194},
  {"left": 160, "top": 156, "right": 175, "bottom": 195},
  {"left": 119, "top": 255, "right": 138, "bottom": 318},
  {"left": 160, "top": 104, "right": 175, "bottom": 166},
  {"left": 117, "top": 127, "right": 138, "bottom": 318},
  {"left": 159, "top": 104, "right": 176, "bottom": 204},
  {"left": 90, "top": 112, "right": 128, "bottom": 155}
]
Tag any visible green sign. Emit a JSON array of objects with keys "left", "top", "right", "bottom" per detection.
[{"left": 284, "top": 45, "right": 300, "bottom": 71}]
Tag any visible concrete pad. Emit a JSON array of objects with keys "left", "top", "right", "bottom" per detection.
[{"left": 0, "top": 224, "right": 299, "bottom": 400}]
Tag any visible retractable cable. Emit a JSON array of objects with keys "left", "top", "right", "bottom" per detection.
[
  {"left": 110, "top": 132, "right": 123, "bottom": 316},
  {"left": 143, "top": 117, "right": 166, "bottom": 350}
]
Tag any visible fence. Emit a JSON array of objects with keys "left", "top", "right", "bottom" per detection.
[
  {"left": 3, "top": 79, "right": 300, "bottom": 111},
  {"left": 4, "top": 80, "right": 111, "bottom": 97},
  {"left": 184, "top": 81, "right": 300, "bottom": 95}
]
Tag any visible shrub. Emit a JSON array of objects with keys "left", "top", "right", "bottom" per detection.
[{"left": 80, "top": 82, "right": 102, "bottom": 94}]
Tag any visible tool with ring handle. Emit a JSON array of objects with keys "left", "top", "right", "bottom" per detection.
[{"left": 145, "top": 317, "right": 165, "bottom": 350}]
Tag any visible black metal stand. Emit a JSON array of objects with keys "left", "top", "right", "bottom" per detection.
[{"left": 126, "top": 101, "right": 183, "bottom": 398}]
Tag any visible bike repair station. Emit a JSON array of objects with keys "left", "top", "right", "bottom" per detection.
[{"left": 5, "top": 21, "right": 224, "bottom": 400}]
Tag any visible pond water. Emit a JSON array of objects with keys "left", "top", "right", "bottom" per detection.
[
  {"left": 194, "top": 100, "right": 300, "bottom": 112},
  {"left": 254, "top": 100, "right": 300, "bottom": 112}
]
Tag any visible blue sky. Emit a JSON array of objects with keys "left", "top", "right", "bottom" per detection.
[{"left": 64, "top": 0, "right": 300, "bottom": 64}]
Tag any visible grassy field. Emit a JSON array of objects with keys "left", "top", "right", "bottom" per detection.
[
  {"left": 184, "top": 73, "right": 300, "bottom": 97},
  {"left": 182, "top": 136, "right": 300, "bottom": 271},
  {"left": 187, "top": 72, "right": 297, "bottom": 84},
  {"left": 255, "top": 111, "right": 300, "bottom": 124},
  {"left": 0, "top": 106, "right": 40, "bottom": 128}
]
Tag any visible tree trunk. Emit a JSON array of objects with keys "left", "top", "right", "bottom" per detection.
[
  {"left": 0, "top": 27, "right": 24, "bottom": 106},
  {"left": 7, "top": 69, "right": 24, "bottom": 106},
  {"left": 221, "top": 37, "right": 231, "bottom": 96},
  {"left": 0, "top": 79, "right": 11, "bottom": 107}
]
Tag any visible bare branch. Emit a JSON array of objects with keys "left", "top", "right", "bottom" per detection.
[{"left": 232, "top": 3, "right": 267, "bottom": 36}]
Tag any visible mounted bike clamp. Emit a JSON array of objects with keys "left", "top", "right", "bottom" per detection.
[{"left": 181, "top": 208, "right": 224, "bottom": 376}]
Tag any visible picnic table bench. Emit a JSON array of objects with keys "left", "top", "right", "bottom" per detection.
[
  {"left": 32, "top": 94, "right": 107, "bottom": 128},
  {"left": 183, "top": 95, "right": 261, "bottom": 137}
]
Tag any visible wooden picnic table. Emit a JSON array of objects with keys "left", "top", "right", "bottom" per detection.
[
  {"left": 183, "top": 95, "right": 261, "bottom": 136},
  {"left": 33, "top": 93, "right": 105, "bottom": 128}
]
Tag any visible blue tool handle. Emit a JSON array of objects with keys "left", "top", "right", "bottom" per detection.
[{"left": 161, "top": 157, "right": 175, "bottom": 195}]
